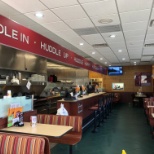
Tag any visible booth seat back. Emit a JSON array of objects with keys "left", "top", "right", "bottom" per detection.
[
  {"left": 0, "top": 132, "right": 50, "bottom": 154},
  {"left": 37, "top": 114, "right": 82, "bottom": 133}
]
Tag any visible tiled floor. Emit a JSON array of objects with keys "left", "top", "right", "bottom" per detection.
[{"left": 52, "top": 103, "right": 154, "bottom": 154}]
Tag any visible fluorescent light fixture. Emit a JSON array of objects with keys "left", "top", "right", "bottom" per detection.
[
  {"left": 134, "top": 61, "right": 136, "bottom": 63},
  {"left": 118, "top": 49, "right": 122, "bottom": 53},
  {"left": 100, "top": 58, "right": 103, "bottom": 60},
  {"left": 35, "top": 12, "right": 43, "bottom": 18},
  {"left": 79, "top": 42, "right": 84, "bottom": 46},
  {"left": 110, "top": 34, "right": 116, "bottom": 38},
  {"left": 109, "top": 65, "right": 111, "bottom": 66},
  {"left": 122, "top": 58, "right": 125, "bottom": 61},
  {"left": 92, "top": 52, "right": 96, "bottom": 54}
]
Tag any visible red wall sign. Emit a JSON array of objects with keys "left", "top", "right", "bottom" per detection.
[{"left": 0, "top": 15, "right": 106, "bottom": 74}]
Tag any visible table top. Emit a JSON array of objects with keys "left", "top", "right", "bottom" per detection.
[{"left": 0, "top": 122, "right": 72, "bottom": 138}]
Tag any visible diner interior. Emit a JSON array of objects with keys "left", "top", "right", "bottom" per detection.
[{"left": 1, "top": 0, "right": 154, "bottom": 154}]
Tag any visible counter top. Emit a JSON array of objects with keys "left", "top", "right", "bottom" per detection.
[{"left": 57, "top": 92, "right": 106, "bottom": 103}]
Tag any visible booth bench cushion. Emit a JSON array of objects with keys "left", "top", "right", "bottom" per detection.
[
  {"left": 37, "top": 114, "right": 82, "bottom": 145},
  {"left": 0, "top": 132, "right": 49, "bottom": 154}
]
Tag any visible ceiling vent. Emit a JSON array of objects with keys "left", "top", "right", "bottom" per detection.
[
  {"left": 92, "top": 43, "right": 108, "bottom": 48},
  {"left": 144, "top": 43, "right": 154, "bottom": 47}
]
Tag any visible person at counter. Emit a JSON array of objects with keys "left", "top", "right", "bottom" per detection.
[
  {"left": 87, "top": 82, "right": 94, "bottom": 94},
  {"left": 81, "top": 85, "right": 87, "bottom": 95},
  {"left": 94, "top": 83, "right": 99, "bottom": 93}
]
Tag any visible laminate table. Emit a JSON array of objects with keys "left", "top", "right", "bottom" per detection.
[{"left": 0, "top": 122, "right": 72, "bottom": 138}]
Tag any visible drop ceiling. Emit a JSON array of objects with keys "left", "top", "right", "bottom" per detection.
[{"left": 0, "top": 0, "right": 154, "bottom": 67}]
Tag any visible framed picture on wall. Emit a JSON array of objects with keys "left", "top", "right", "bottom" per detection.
[{"left": 112, "top": 83, "right": 124, "bottom": 90}]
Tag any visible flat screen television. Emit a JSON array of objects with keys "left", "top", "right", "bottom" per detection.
[{"left": 108, "top": 66, "right": 123, "bottom": 76}]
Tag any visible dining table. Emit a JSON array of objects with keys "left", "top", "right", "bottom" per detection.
[{"left": 0, "top": 122, "right": 73, "bottom": 138}]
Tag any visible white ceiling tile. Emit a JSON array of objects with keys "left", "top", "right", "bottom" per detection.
[
  {"left": 120, "top": 9, "right": 150, "bottom": 23},
  {"left": 90, "top": 14, "right": 120, "bottom": 26},
  {"left": 51, "top": 5, "right": 87, "bottom": 20},
  {"left": 102, "top": 31, "right": 125, "bottom": 43},
  {"left": 141, "top": 56, "right": 153, "bottom": 61},
  {"left": 40, "top": 0, "right": 78, "bottom": 9},
  {"left": 124, "top": 29, "right": 146, "bottom": 37},
  {"left": 143, "top": 47, "right": 154, "bottom": 55},
  {"left": 25, "top": 10, "right": 60, "bottom": 24},
  {"left": 65, "top": 18, "right": 94, "bottom": 29},
  {"left": 127, "top": 45, "right": 143, "bottom": 51},
  {"left": 117, "top": 0, "right": 153, "bottom": 13},
  {"left": 145, "top": 34, "right": 154, "bottom": 40},
  {"left": 44, "top": 21, "right": 70, "bottom": 32},
  {"left": 109, "top": 42, "right": 127, "bottom": 49},
  {"left": 82, "top": 0, "right": 118, "bottom": 17},
  {"left": 129, "top": 53, "right": 141, "bottom": 59},
  {"left": 122, "top": 21, "right": 148, "bottom": 31},
  {"left": 128, "top": 48, "right": 142, "bottom": 54},
  {"left": 78, "top": 0, "right": 103, "bottom": 3},
  {"left": 81, "top": 34, "right": 106, "bottom": 45},
  {"left": 2, "top": 0, "right": 47, "bottom": 13},
  {"left": 148, "top": 8, "right": 154, "bottom": 19},
  {"left": 125, "top": 35, "right": 145, "bottom": 42},
  {"left": 127, "top": 41, "right": 144, "bottom": 47},
  {"left": 145, "top": 39, "right": 154, "bottom": 44}
]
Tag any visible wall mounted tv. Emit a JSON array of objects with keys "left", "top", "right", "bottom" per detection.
[{"left": 108, "top": 66, "right": 123, "bottom": 76}]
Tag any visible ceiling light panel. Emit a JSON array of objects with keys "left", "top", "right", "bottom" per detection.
[
  {"left": 25, "top": 10, "right": 60, "bottom": 24},
  {"left": 81, "top": 0, "right": 118, "bottom": 17},
  {"left": 40, "top": 0, "right": 78, "bottom": 9},
  {"left": 2, "top": 0, "right": 47, "bottom": 13},
  {"left": 120, "top": 9, "right": 150, "bottom": 23},
  {"left": 117, "top": 0, "right": 153, "bottom": 13},
  {"left": 64, "top": 18, "right": 94, "bottom": 29},
  {"left": 51, "top": 5, "right": 87, "bottom": 20},
  {"left": 81, "top": 34, "right": 106, "bottom": 45},
  {"left": 122, "top": 21, "right": 148, "bottom": 31}
]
